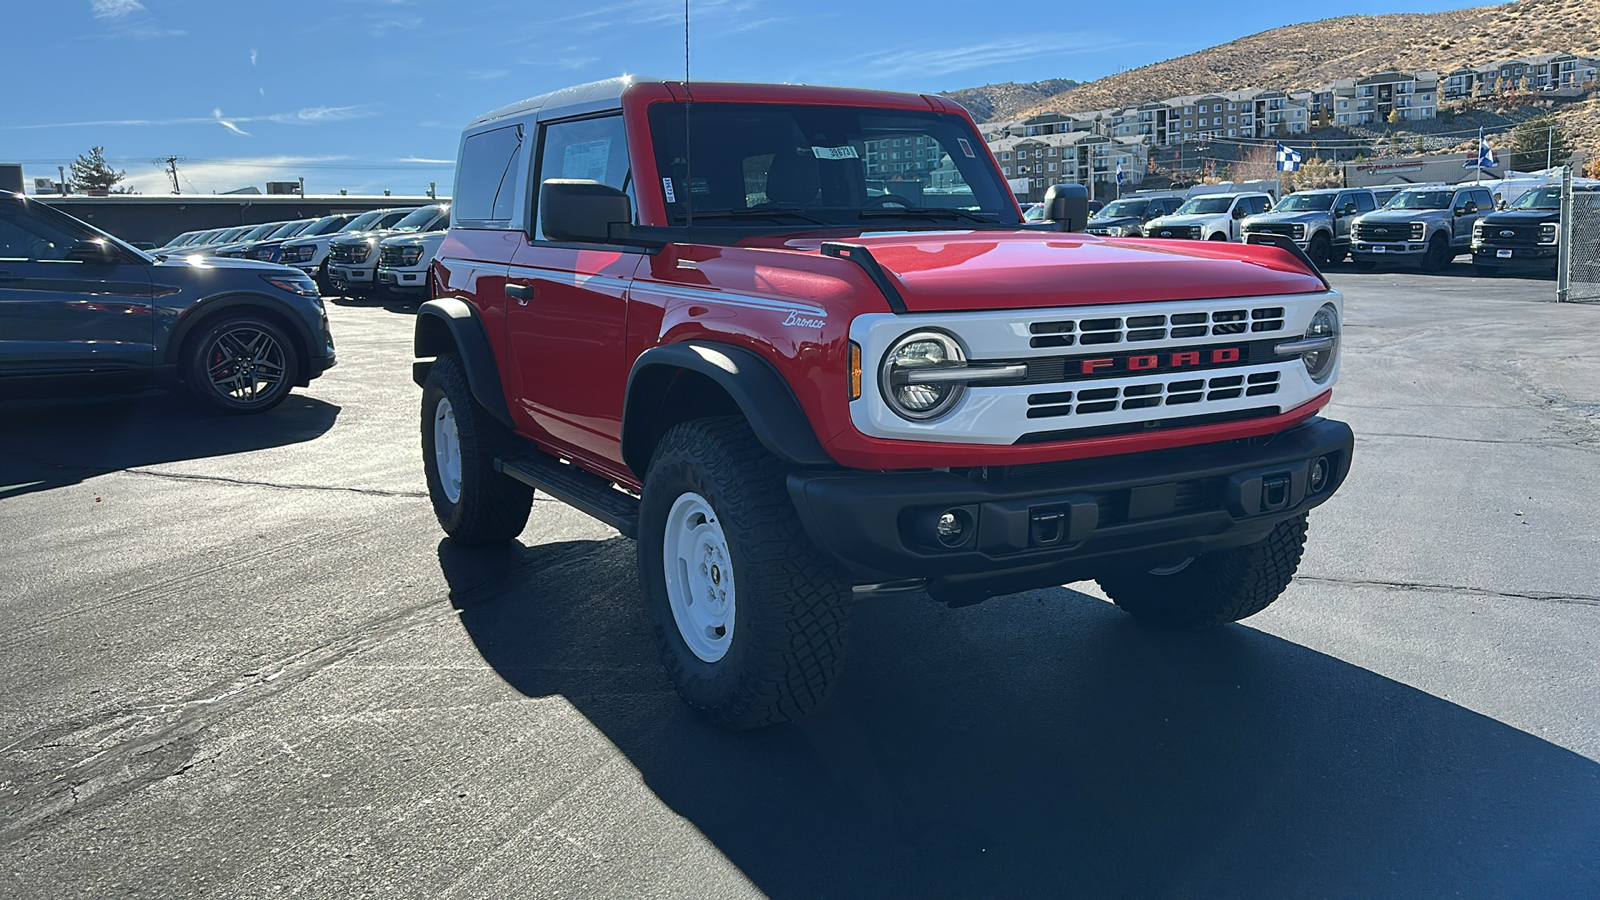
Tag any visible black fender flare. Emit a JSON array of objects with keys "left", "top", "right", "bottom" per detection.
[
  {"left": 622, "top": 342, "right": 834, "bottom": 474},
  {"left": 162, "top": 292, "right": 320, "bottom": 381},
  {"left": 413, "top": 297, "right": 513, "bottom": 428}
]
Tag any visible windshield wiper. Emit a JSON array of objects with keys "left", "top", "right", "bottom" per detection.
[
  {"left": 686, "top": 208, "right": 834, "bottom": 226},
  {"left": 858, "top": 207, "right": 999, "bottom": 225}
]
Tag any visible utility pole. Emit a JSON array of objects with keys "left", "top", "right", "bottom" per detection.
[
  {"left": 58, "top": 165, "right": 67, "bottom": 194},
  {"left": 1547, "top": 123, "right": 1554, "bottom": 170},
  {"left": 154, "top": 156, "right": 184, "bottom": 194}
]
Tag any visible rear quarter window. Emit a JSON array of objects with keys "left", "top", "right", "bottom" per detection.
[{"left": 454, "top": 124, "right": 526, "bottom": 228}]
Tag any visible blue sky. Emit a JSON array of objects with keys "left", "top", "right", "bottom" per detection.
[{"left": 1, "top": 0, "right": 1494, "bottom": 196}]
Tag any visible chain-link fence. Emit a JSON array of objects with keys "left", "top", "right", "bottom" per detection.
[{"left": 1558, "top": 168, "right": 1600, "bottom": 302}]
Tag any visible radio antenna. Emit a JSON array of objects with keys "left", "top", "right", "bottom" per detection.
[{"left": 683, "top": 0, "right": 693, "bottom": 234}]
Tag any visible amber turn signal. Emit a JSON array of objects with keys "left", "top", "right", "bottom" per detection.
[{"left": 848, "top": 341, "right": 862, "bottom": 400}]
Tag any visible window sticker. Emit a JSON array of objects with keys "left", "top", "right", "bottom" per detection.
[
  {"left": 957, "top": 138, "right": 976, "bottom": 158},
  {"left": 811, "top": 145, "right": 859, "bottom": 160},
  {"left": 562, "top": 138, "right": 612, "bottom": 181},
  {"left": 662, "top": 177, "right": 677, "bottom": 203}
]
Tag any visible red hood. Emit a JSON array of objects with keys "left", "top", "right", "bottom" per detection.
[{"left": 781, "top": 231, "right": 1326, "bottom": 312}]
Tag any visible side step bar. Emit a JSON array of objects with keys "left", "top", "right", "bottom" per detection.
[{"left": 495, "top": 454, "right": 640, "bottom": 539}]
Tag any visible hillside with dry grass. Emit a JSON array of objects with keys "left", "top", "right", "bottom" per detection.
[{"left": 1008, "top": 0, "right": 1599, "bottom": 117}]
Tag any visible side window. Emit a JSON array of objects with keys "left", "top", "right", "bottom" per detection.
[
  {"left": 1473, "top": 189, "right": 1495, "bottom": 210},
  {"left": 1355, "top": 192, "right": 1377, "bottom": 212},
  {"left": 1252, "top": 196, "right": 1270, "bottom": 214},
  {"left": 533, "top": 114, "right": 632, "bottom": 242},
  {"left": 0, "top": 204, "right": 85, "bottom": 263},
  {"left": 454, "top": 124, "right": 525, "bottom": 227}
]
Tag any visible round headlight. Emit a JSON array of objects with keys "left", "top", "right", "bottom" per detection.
[
  {"left": 880, "top": 330, "right": 967, "bottom": 421},
  {"left": 1303, "top": 303, "right": 1339, "bottom": 383}
]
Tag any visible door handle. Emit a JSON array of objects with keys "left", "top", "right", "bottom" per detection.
[{"left": 506, "top": 283, "right": 534, "bottom": 303}]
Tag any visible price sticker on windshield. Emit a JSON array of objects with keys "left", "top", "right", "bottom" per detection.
[{"left": 811, "top": 145, "right": 859, "bottom": 160}]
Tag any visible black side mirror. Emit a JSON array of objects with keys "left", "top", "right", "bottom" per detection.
[
  {"left": 65, "top": 238, "right": 120, "bottom": 263},
  {"left": 539, "top": 179, "right": 632, "bottom": 244},
  {"left": 1233, "top": 206, "right": 1249, "bottom": 219},
  {"left": 1042, "top": 183, "right": 1089, "bottom": 232}
]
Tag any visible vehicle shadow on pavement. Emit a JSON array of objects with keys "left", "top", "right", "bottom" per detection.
[
  {"left": 328, "top": 296, "right": 421, "bottom": 316},
  {"left": 0, "top": 391, "right": 339, "bottom": 500},
  {"left": 438, "top": 537, "right": 1600, "bottom": 899}
]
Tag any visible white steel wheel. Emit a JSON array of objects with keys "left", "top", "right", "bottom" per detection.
[
  {"left": 433, "top": 396, "right": 463, "bottom": 504},
  {"left": 662, "top": 491, "right": 737, "bottom": 663}
]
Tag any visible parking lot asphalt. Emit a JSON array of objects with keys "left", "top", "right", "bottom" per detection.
[{"left": 3, "top": 267, "right": 1598, "bottom": 899}]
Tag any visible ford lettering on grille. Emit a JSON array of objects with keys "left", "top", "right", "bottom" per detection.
[{"left": 1054, "top": 343, "right": 1249, "bottom": 381}]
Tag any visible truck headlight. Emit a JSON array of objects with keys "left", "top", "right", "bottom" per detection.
[
  {"left": 1410, "top": 222, "right": 1426, "bottom": 241},
  {"left": 1539, "top": 223, "right": 1559, "bottom": 244},
  {"left": 284, "top": 245, "right": 315, "bottom": 263},
  {"left": 880, "top": 330, "right": 967, "bottom": 421},
  {"left": 1276, "top": 303, "right": 1340, "bottom": 384}
]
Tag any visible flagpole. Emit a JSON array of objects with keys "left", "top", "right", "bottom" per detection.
[{"left": 1476, "top": 127, "right": 1482, "bottom": 185}]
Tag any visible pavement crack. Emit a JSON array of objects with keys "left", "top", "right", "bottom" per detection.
[
  {"left": 123, "top": 467, "right": 427, "bottom": 498},
  {"left": 1298, "top": 575, "right": 1600, "bottom": 606},
  {"left": 1356, "top": 431, "right": 1599, "bottom": 453}
]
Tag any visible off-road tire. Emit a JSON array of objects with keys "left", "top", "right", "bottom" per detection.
[
  {"left": 1209, "top": 233, "right": 1230, "bottom": 241},
  {"left": 1420, "top": 233, "right": 1452, "bottom": 272},
  {"left": 420, "top": 353, "right": 532, "bottom": 545},
  {"left": 1097, "top": 513, "right": 1309, "bottom": 630},
  {"left": 185, "top": 313, "right": 299, "bottom": 414},
  {"left": 638, "top": 416, "right": 853, "bottom": 730},
  {"left": 1308, "top": 232, "right": 1334, "bottom": 268}
]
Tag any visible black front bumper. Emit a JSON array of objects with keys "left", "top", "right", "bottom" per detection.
[
  {"left": 788, "top": 418, "right": 1353, "bottom": 593},
  {"left": 1472, "top": 246, "right": 1558, "bottom": 270}
]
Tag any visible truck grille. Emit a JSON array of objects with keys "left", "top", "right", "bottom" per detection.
[
  {"left": 1148, "top": 225, "right": 1203, "bottom": 240},
  {"left": 1354, "top": 222, "right": 1417, "bottom": 242},
  {"left": 1027, "top": 306, "right": 1284, "bottom": 348},
  {"left": 1024, "top": 371, "right": 1280, "bottom": 419},
  {"left": 379, "top": 244, "right": 409, "bottom": 266},
  {"left": 1479, "top": 224, "right": 1542, "bottom": 245},
  {"left": 328, "top": 244, "right": 362, "bottom": 264},
  {"left": 1245, "top": 223, "right": 1303, "bottom": 240}
]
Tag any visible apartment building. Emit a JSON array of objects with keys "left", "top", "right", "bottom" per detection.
[
  {"left": 1316, "top": 71, "right": 1438, "bottom": 125},
  {"left": 987, "top": 132, "right": 1148, "bottom": 202},
  {"left": 1444, "top": 53, "right": 1600, "bottom": 98}
]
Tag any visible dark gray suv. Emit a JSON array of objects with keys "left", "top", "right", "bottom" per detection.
[{"left": 0, "top": 192, "right": 336, "bottom": 413}]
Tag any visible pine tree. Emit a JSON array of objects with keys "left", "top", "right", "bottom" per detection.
[
  {"left": 68, "top": 147, "right": 127, "bottom": 194},
  {"left": 1508, "top": 116, "right": 1571, "bottom": 172}
]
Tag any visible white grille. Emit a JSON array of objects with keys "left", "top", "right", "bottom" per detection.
[
  {"left": 1026, "top": 371, "right": 1281, "bottom": 419},
  {"left": 1027, "top": 306, "right": 1285, "bottom": 348}
]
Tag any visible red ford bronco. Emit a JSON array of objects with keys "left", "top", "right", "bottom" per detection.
[{"left": 414, "top": 77, "right": 1353, "bottom": 728}]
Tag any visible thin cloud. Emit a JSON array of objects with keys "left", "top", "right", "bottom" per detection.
[
  {"left": 90, "top": 0, "right": 144, "bottom": 17},
  {"left": 370, "top": 14, "right": 423, "bottom": 36},
  {"left": 213, "top": 108, "right": 250, "bottom": 136},
  {"left": 464, "top": 69, "right": 509, "bottom": 81},
  {"left": 393, "top": 157, "right": 455, "bottom": 164},
  {"left": 846, "top": 33, "right": 1151, "bottom": 80},
  {"left": 5, "top": 105, "right": 371, "bottom": 131},
  {"left": 250, "top": 48, "right": 258, "bottom": 66}
]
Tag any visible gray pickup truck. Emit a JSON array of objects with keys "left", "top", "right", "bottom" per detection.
[
  {"left": 1348, "top": 183, "right": 1495, "bottom": 272},
  {"left": 1241, "top": 188, "right": 1378, "bottom": 267}
]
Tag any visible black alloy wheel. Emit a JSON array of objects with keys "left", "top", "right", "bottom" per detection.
[{"left": 186, "top": 314, "right": 298, "bottom": 414}]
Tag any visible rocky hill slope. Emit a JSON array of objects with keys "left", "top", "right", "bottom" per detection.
[
  {"left": 1007, "top": 0, "right": 1599, "bottom": 117},
  {"left": 940, "top": 79, "right": 1080, "bottom": 123}
]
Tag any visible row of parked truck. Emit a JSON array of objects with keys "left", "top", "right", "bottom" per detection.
[
  {"left": 149, "top": 203, "right": 451, "bottom": 299},
  {"left": 1084, "top": 179, "right": 1588, "bottom": 275}
]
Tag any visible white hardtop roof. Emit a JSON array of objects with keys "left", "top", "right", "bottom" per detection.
[{"left": 468, "top": 75, "right": 664, "bottom": 128}]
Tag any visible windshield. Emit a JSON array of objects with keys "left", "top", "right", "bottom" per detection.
[
  {"left": 1510, "top": 186, "right": 1560, "bottom": 210},
  {"left": 236, "top": 223, "right": 278, "bottom": 241},
  {"left": 301, "top": 215, "right": 348, "bottom": 236},
  {"left": 390, "top": 206, "right": 444, "bottom": 233},
  {"left": 340, "top": 210, "right": 385, "bottom": 232},
  {"left": 1386, "top": 190, "right": 1453, "bottom": 210},
  {"left": 268, "top": 220, "right": 310, "bottom": 239},
  {"left": 1174, "top": 196, "right": 1234, "bottom": 215},
  {"left": 1096, "top": 200, "right": 1149, "bottom": 219},
  {"left": 1274, "top": 193, "right": 1337, "bottom": 211},
  {"left": 647, "top": 102, "right": 1019, "bottom": 228}
]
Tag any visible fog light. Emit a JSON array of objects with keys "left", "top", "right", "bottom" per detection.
[
  {"left": 935, "top": 509, "right": 970, "bottom": 547},
  {"left": 1309, "top": 456, "right": 1330, "bottom": 493}
]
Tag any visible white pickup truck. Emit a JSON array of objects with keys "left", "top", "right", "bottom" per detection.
[{"left": 1144, "top": 192, "right": 1276, "bottom": 242}]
